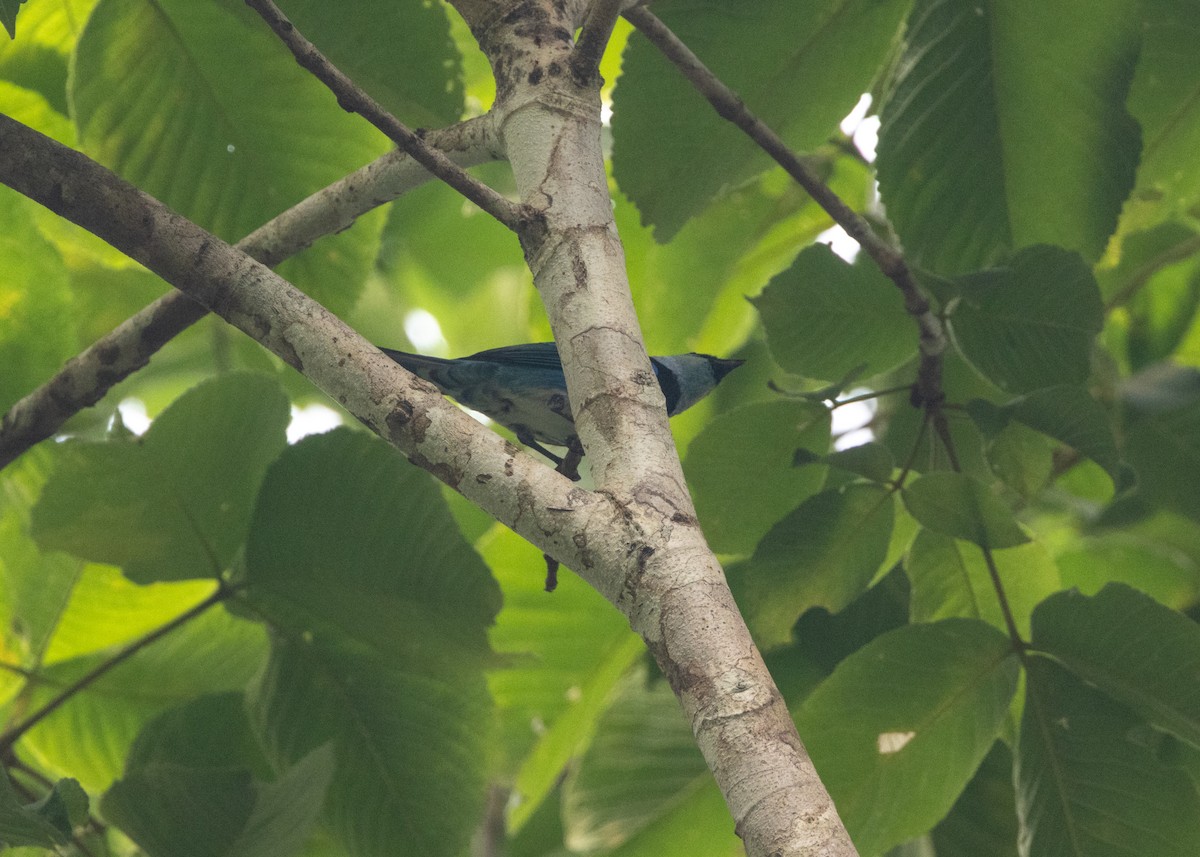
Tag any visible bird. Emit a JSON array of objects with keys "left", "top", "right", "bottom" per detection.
[{"left": 378, "top": 342, "right": 743, "bottom": 465}]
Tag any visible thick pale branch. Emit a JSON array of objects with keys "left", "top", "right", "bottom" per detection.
[
  {"left": 0, "top": 116, "right": 499, "bottom": 469},
  {"left": 244, "top": 0, "right": 525, "bottom": 231},
  {"left": 625, "top": 6, "right": 946, "bottom": 407},
  {"left": 452, "top": 1, "right": 858, "bottom": 853}
]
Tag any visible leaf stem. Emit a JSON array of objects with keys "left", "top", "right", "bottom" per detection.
[{"left": 0, "top": 585, "right": 230, "bottom": 753}]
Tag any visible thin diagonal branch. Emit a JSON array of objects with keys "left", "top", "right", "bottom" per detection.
[
  {"left": 244, "top": 0, "right": 527, "bottom": 232},
  {"left": 0, "top": 116, "right": 499, "bottom": 470},
  {"left": 624, "top": 6, "right": 946, "bottom": 408},
  {"left": 0, "top": 585, "right": 229, "bottom": 752},
  {"left": 570, "top": 0, "right": 624, "bottom": 84}
]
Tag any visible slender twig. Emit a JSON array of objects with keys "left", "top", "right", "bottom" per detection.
[
  {"left": 244, "top": 0, "right": 526, "bottom": 231},
  {"left": 0, "top": 116, "right": 498, "bottom": 470},
  {"left": 0, "top": 586, "right": 229, "bottom": 752},
  {"left": 624, "top": 6, "right": 947, "bottom": 409},
  {"left": 570, "top": 0, "right": 624, "bottom": 84},
  {"left": 830, "top": 384, "right": 912, "bottom": 409}
]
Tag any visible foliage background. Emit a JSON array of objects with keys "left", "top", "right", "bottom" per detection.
[{"left": 1, "top": 0, "right": 1200, "bottom": 855}]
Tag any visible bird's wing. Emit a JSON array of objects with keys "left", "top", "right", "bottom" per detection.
[{"left": 465, "top": 342, "right": 564, "bottom": 371}]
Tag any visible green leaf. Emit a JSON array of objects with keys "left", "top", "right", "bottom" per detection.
[
  {"left": 983, "top": 421, "right": 1052, "bottom": 501},
  {"left": 31, "top": 374, "right": 290, "bottom": 582},
  {"left": 905, "top": 530, "right": 1061, "bottom": 639},
  {"left": 605, "top": 780, "right": 744, "bottom": 857},
  {"left": 1032, "top": 584, "right": 1200, "bottom": 748},
  {"left": 930, "top": 742, "right": 1019, "bottom": 857},
  {"left": 277, "top": 0, "right": 461, "bottom": 126},
  {"left": 70, "top": 0, "right": 389, "bottom": 312},
  {"left": 561, "top": 665, "right": 712, "bottom": 852},
  {"left": 612, "top": 0, "right": 908, "bottom": 240},
  {"left": 481, "top": 526, "right": 642, "bottom": 833},
  {"left": 797, "top": 619, "right": 1019, "bottom": 856},
  {"left": 686, "top": 400, "right": 830, "bottom": 556},
  {"left": 730, "top": 483, "right": 894, "bottom": 649},
  {"left": 949, "top": 246, "right": 1104, "bottom": 394},
  {"left": 877, "top": 0, "right": 1141, "bottom": 273},
  {"left": 752, "top": 244, "right": 915, "bottom": 382},
  {"left": 970, "top": 385, "right": 1122, "bottom": 484},
  {"left": 0, "top": 0, "right": 28, "bottom": 39},
  {"left": 1121, "top": 0, "right": 1200, "bottom": 237},
  {"left": 21, "top": 604, "right": 267, "bottom": 794},
  {"left": 102, "top": 692, "right": 331, "bottom": 857},
  {"left": 1123, "top": 394, "right": 1200, "bottom": 519},
  {"left": 827, "top": 442, "right": 896, "bottom": 484},
  {"left": 0, "top": 188, "right": 76, "bottom": 416},
  {"left": 244, "top": 429, "right": 499, "bottom": 857},
  {"left": 1055, "top": 534, "right": 1200, "bottom": 611},
  {"left": 0, "top": 769, "right": 85, "bottom": 848},
  {"left": 1016, "top": 658, "right": 1200, "bottom": 856},
  {"left": 902, "top": 473, "right": 1028, "bottom": 550}
]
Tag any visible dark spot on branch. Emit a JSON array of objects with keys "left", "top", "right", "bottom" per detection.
[
  {"left": 528, "top": 65, "right": 544, "bottom": 85},
  {"left": 410, "top": 452, "right": 462, "bottom": 489}
]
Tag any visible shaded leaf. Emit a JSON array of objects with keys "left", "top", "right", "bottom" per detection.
[
  {"left": 731, "top": 484, "right": 894, "bottom": 648},
  {"left": 244, "top": 429, "right": 499, "bottom": 857},
  {"left": 562, "top": 665, "right": 710, "bottom": 851},
  {"left": 71, "top": 0, "right": 389, "bottom": 312},
  {"left": 902, "top": 473, "right": 1028, "bottom": 550},
  {"left": 102, "top": 692, "right": 330, "bottom": 857},
  {"left": 930, "top": 742, "right": 1019, "bottom": 857},
  {"left": 949, "top": 246, "right": 1104, "bottom": 394},
  {"left": 753, "top": 244, "right": 914, "bottom": 382},
  {"left": 0, "top": 770, "right": 85, "bottom": 848},
  {"left": 1016, "top": 658, "right": 1200, "bottom": 856},
  {"left": 797, "top": 619, "right": 1019, "bottom": 856},
  {"left": 686, "top": 399, "right": 830, "bottom": 555},
  {"left": 877, "top": 0, "right": 1140, "bottom": 273},
  {"left": 32, "top": 374, "right": 290, "bottom": 582},
  {"left": 1032, "top": 584, "right": 1200, "bottom": 748},
  {"left": 613, "top": 0, "right": 908, "bottom": 239}
]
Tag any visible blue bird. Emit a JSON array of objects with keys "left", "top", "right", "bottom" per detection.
[{"left": 379, "top": 342, "right": 743, "bottom": 465}]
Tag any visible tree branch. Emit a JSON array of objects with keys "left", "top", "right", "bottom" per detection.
[
  {"left": 453, "top": 2, "right": 857, "bottom": 854},
  {"left": 0, "top": 116, "right": 499, "bottom": 470},
  {"left": 0, "top": 113, "right": 610, "bottom": 586},
  {"left": 624, "top": 6, "right": 946, "bottom": 409},
  {"left": 570, "top": 0, "right": 624, "bottom": 84},
  {"left": 243, "top": 0, "right": 526, "bottom": 232},
  {"left": 0, "top": 585, "right": 229, "bottom": 752}
]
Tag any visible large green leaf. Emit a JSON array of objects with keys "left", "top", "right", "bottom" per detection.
[
  {"left": 70, "top": 0, "right": 392, "bottom": 312},
  {"left": 877, "top": 0, "right": 1141, "bottom": 274},
  {"left": 948, "top": 246, "right": 1104, "bottom": 395},
  {"left": 481, "top": 526, "right": 642, "bottom": 833},
  {"left": 31, "top": 373, "right": 290, "bottom": 582},
  {"left": 102, "top": 693, "right": 331, "bottom": 857},
  {"left": 20, "top": 604, "right": 267, "bottom": 794},
  {"left": 1123, "top": 394, "right": 1200, "bottom": 519},
  {"left": 1055, "top": 534, "right": 1200, "bottom": 611},
  {"left": 930, "top": 742, "right": 1019, "bottom": 857},
  {"left": 752, "top": 244, "right": 914, "bottom": 382},
  {"left": 730, "top": 483, "right": 894, "bottom": 649},
  {"left": 902, "top": 472, "right": 1028, "bottom": 550},
  {"left": 686, "top": 399, "right": 830, "bottom": 556},
  {"left": 612, "top": 0, "right": 908, "bottom": 240},
  {"left": 1120, "top": 0, "right": 1200, "bottom": 238},
  {"left": 1016, "top": 658, "right": 1200, "bottom": 856},
  {"left": 561, "top": 665, "right": 715, "bottom": 852},
  {"left": 1032, "top": 584, "right": 1200, "bottom": 748},
  {"left": 797, "top": 619, "right": 1019, "bottom": 856},
  {"left": 243, "top": 429, "right": 499, "bottom": 857},
  {"left": 905, "top": 530, "right": 1061, "bottom": 638}
]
